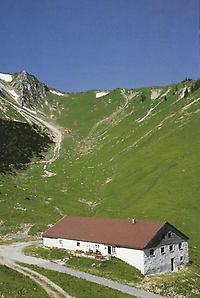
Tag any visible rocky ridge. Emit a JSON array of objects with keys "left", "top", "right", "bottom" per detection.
[{"left": 11, "top": 70, "right": 49, "bottom": 109}]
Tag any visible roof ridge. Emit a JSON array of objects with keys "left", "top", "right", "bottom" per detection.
[{"left": 61, "top": 215, "right": 165, "bottom": 223}]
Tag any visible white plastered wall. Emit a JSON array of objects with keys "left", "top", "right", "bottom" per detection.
[
  {"left": 43, "top": 237, "right": 108, "bottom": 256},
  {"left": 115, "top": 246, "right": 145, "bottom": 274}
]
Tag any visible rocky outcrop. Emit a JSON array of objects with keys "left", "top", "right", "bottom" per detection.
[{"left": 11, "top": 70, "right": 49, "bottom": 109}]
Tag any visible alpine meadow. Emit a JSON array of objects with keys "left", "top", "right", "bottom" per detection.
[{"left": 0, "top": 71, "right": 200, "bottom": 297}]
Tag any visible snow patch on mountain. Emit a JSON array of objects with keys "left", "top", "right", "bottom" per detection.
[
  {"left": 96, "top": 91, "right": 110, "bottom": 98},
  {"left": 0, "top": 73, "right": 13, "bottom": 82},
  {"left": 0, "top": 82, "right": 4, "bottom": 91},
  {"left": 0, "top": 80, "right": 19, "bottom": 103},
  {"left": 50, "top": 90, "right": 65, "bottom": 96},
  {"left": 8, "top": 89, "right": 20, "bottom": 102}
]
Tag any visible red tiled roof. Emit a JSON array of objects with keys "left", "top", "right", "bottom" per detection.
[{"left": 43, "top": 216, "right": 166, "bottom": 249}]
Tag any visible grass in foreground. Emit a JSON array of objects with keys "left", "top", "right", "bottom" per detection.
[
  {"left": 0, "top": 264, "right": 47, "bottom": 298},
  {"left": 24, "top": 245, "right": 200, "bottom": 297},
  {"left": 24, "top": 264, "right": 135, "bottom": 298},
  {"left": 24, "top": 245, "right": 143, "bottom": 284},
  {"left": 140, "top": 263, "right": 200, "bottom": 298}
]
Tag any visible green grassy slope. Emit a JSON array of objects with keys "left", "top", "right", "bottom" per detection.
[
  {"left": 0, "top": 265, "right": 47, "bottom": 297},
  {"left": 0, "top": 81, "right": 199, "bottom": 240},
  {"left": 25, "top": 264, "right": 134, "bottom": 298},
  {"left": 0, "top": 80, "right": 200, "bottom": 295}
]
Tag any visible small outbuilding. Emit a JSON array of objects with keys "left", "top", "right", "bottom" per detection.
[{"left": 42, "top": 216, "right": 189, "bottom": 275}]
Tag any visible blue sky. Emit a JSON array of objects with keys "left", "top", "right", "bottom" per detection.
[{"left": 0, "top": 0, "right": 199, "bottom": 91}]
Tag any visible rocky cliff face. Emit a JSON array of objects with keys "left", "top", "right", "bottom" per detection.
[
  {"left": 11, "top": 70, "right": 49, "bottom": 109},
  {"left": 0, "top": 71, "right": 55, "bottom": 174}
]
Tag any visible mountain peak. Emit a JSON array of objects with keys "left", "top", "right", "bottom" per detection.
[
  {"left": 10, "top": 71, "right": 48, "bottom": 109},
  {"left": 16, "top": 70, "right": 32, "bottom": 80},
  {"left": 20, "top": 70, "right": 29, "bottom": 77}
]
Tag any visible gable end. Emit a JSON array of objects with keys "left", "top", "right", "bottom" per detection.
[{"left": 144, "top": 222, "right": 189, "bottom": 249}]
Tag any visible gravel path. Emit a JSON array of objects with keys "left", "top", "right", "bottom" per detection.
[
  {"left": 0, "top": 241, "right": 165, "bottom": 298},
  {"left": 0, "top": 259, "right": 71, "bottom": 298}
]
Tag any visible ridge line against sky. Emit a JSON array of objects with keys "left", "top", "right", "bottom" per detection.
[{"left": 0, "top": 0, "right": 199, "bottom": 92}]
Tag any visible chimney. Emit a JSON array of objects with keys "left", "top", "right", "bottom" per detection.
[{"left": 131, "top": 218, "right": 136, "bottom": 224}]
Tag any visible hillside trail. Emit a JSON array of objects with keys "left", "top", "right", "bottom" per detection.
[
  {"left": 0, "top": 93, "right": 62, "bottom": 177},
  {"left": 88, "top": 88, "right": 173, "bottom": 139},
  {"left": 0, "top": 257, "right": 71, "bottom": 298},
  {"left": 87, "top": 89, "right": 135, "bottom": 139}
]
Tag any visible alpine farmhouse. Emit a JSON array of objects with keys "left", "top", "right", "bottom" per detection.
[{"left": 42, "top": 216, "right": 189, "bottom": 275}]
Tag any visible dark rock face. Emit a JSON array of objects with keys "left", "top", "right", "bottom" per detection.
[
  {"left": 11, "top": 70, "right": 49, "bottom": 109},
  {"left": 0, "top": 119, "right": 54, "bottom": 174}
]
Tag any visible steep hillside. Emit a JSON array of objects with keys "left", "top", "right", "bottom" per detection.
[
  {"left": 0, "top": 72, "right": 200, "bottom": 295},
  {"left": 0, "top": 119, "right": 53, "bottom": 174},
  {"left": 0, "top": 73, "right": 199, "bottom": 232}
]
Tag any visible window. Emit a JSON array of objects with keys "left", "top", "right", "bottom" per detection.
[
  {"left": 169, "top": 244, "right": 174, "bottom": 252},
  {"left": 180, "top": 256, "right": 183, "bottom": 261},
  {"left": 149, "top": 249, "right": 155, "bottom": 256},
  {"left": 179, "top": 243, "right": 182, "bottom": 250},
  {"left": 95, "top": 244, "right": 99, "bottom": 248},
  {"left": 112, "top": 246, "right": 116, "bottom": 254},
  {"left": 168, "top": 232, "right": 172, "bottom": 239},
  {"left": 161, "top": 247, "right": 165, "bottom": 254},
  {"left": 77, "top": 242, "right": 80, "bottom": 247},
  {"left": 59, "top": 239, "right": 63, "bottom": 245}
]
